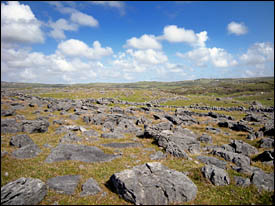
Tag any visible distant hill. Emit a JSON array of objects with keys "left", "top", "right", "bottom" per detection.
[{"left": 1, "top": 76, "right": 274, "bottom": 96}]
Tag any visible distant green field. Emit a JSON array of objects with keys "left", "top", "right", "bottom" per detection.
[{"left": 2, "top": 77, "right": 274, "bottom": 107}]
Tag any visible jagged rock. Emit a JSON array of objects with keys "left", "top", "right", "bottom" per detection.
[
  {"left": 142, "top": 122, "right": 173, "bottom": 138},
  {"left": 201, "top": 164, "right": 230, "bottom": 186},
  {"left": 102, "top": 121, "right": 116, "bottom": 131},
  {"left": 230, "top": 122, "right": 253, "bottom": 133},
  {"left": 229, "top": 140, "right": 258, "bottom": 156},
  {"left": 155, "top": 130, "right": 197, "bottom": 158},
  {"left": 253, "top": 150, "right": 274, "bottom": 162},
  {"left": 220, "top": 144, "right": 235, "bottom": 152},
  {"left": 259, "top": 137, "right": 274, "bottom": 148},
  {"left": 45, "top": 143, "right": 119, "bottom": 163},
  {"left": 80, "top": 178, "right": 102, "bottom": 196},
  {"left": 47, "top": 175, "right": 81, "bottom": 195},
  {"left": 234, "top": 176, "right": 250, "bottom": 187},
  {"left": 136, "top": 116, "right": 151, "bottom": 126},
  {"left": 1, "top": 177, "right": 47, "bottom": 205},
  {"left": 102, "top": 142, "right": 143, "bottom": 148},
  {"left": 198, "top": 134, "right": 212, "bottom": 144},
  {"left": 164, "top": 114, "right": 182, "bottom": 125},
  {"left": 56, "top": 102, "right": 72, "bottom": 111},
  {"left": 12, "top": 144, "right": 41, "bottom": 159},
  {"left": 218, "top": 121, "right": 233, "bottom": 128},
  {"left": 251, "top": 170, "right": 274, "bottom": 192},
  {"left": 259, "top": 121, "right": 274, "bottom": 136},
  {"left": 1, "top": 118, "right": 23, "bottom": 134},
  {"left": 212, "top": 148, "right": 251, "bottom": 167},
  {"left": 153, "top": 114, "right": 164, "bottom": 120},
  {"left": 150, "top": 151, "right": 167, "bottom": 160},
  {"left": 10, "top": 134, "right": 34, "bottom": 148},
  {"left": 110, "top": 106, "right": 124, "bottom": 114},
  {"left": 108, "top": 162, "right": 197, "bottom": 205},
  {"left": 231, "top": 165, "right": 262, "bottom": 176},
  {"left": 22, "top": 119, "right": 50, "bottom": 133},
  {"left": 196, "top": 155, "right": 227, "bottom": 169},
  {"left": 115, "top": 118, "right": 141, "bottom": 134},
  {"left": 247, "top": 133, "right": 256, "bottom": 140},
  {"left": 243, "top": 113, "right": 261, "bottom": 122}
]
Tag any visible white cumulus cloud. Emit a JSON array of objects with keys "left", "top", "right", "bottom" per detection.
[
  {"left": 57, "top": 39, "right": 113, "bottom": 59},
  {"left": 127, "top": 49, "right": 168, "bottom": 65},
  {"left": 70, "top": 11, "right": 99, "bottom": 27},
  {"left": 227, "top": 21, "right": 248, "bottom": 35},
  {"left": 159, "top": 25, "right": 208, "bottom": 47},
  {"left": 1, "top": 1, "right": 44, "bottom": 44},
  {"left": 240, "top": 42, "right": 274, "bottom": 66},
  {"left": 177, "top": 47, "right": 237, "bottom": 68},
  {"left": 124, "top": 34, "right": 162, "bottom": 50},
  {"left": 49, "top": 18, "right": 78, "bottom": 40}
]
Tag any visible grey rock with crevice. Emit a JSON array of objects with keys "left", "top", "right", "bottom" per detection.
[
  {"left": 108, "top": 162, "right": 197, "bottom": 205},
  {"left": 1, "top": 177, "right": 47, "bottom": 205},
  {"left": 201, "top": 164, "right": 230, "bottom": 186}
]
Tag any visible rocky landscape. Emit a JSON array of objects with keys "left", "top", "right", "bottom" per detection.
[{"left": 1, "top": 78, "right": 274, "bottom": 205}]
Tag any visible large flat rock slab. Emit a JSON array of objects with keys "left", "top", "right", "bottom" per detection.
[
  {"left": 45, "top": 143, "right": 119, "bottom": 163},
  {"left": 47, "top": 175, "right": 81, "bottom": 195},
  {"left": 1, "top": 177, "right": 47, "bottom": 205},
  {"left": 108, "top": 162, "right": 197, "bottom": 205},
  {"left": 12, "top": 144, "right": 41, "bottom": 159}
]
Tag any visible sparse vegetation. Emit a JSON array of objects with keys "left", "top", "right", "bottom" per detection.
[{"left": 1, "top": 77, "right": 274, "bottom": 205}]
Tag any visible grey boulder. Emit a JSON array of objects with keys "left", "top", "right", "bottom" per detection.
[
  {"left": 212, "top": 148, "right": 251, "bottom": 167},
  {"left": 10, "top": 134, "right": 35, "bottom": 148},
  {"left": 234, "top": 176, "right": 251, "bottom": 187},
  {"left": 80, "top": 178, "right": 102, "bottom": 196},
  {"left": 259, "top": 137, "right": 274, "bottom": 148},
  {"left": 196, "top": 155, "right": 227, "bottom": 169},
  {"left": 229, "top": 140, "right": 258, "bottom": 156},
  {"left": 108, "top": 162, "right": 197, "bottom": 205},
  {"left": 22, "top": 119, "right": 50, "bottom": 133},
  {"left": 201, "top": 164, "right": 230, "bottom": 186},
  {"left": 1, "top": 118, "right": 23, "bottom": 134},
  {"left": 1, "top": 177, "right": 47, "bottom": 205},
  {"left": 251, "top": 170, "right": 274, "bottom": 192}
]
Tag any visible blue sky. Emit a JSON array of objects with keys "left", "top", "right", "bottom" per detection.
[{"left": 1, "top": 1, "right": 274, "bottom": 83}]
